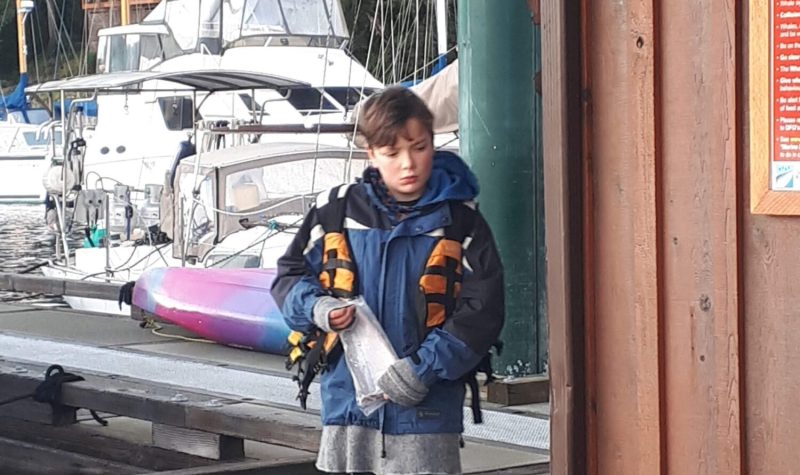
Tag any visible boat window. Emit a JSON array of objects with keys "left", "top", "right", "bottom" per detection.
[
  {"left": 108, "top": 35, "right": 128, "bottom": 72},
  {"left": 96, "top": 36, "right": 108, "bottom": 73},
  {"left": 8, "top": 109, "right": 50, "bottom": 126},
  {"left": 158, "top": 97, "right": 196, "bottom": 131},
  {"left": 22, "top": 130, "right": 62, "bottom": 147},
  {"left": 205, "top": 254, "right": 261, "bottom": 268},
  {"left": 325, "top": 87, "right": 373, "bottom": 110},
  {"left": 224, "top": 157, "right": 369, "bottom": 212},
  {"left": 280, "top": 88, "right": 337, "bottom": 114},
  {"left": 239, "top": 93, "right": 263, "bottom": 112},
  {"left": 159, "top": 34, "right": 183, "bottom": 61},
  {"left": 241, "top": 0, "right": 285, "bottom": 36},
  {"left": 179, "top": 172, "right": 216, "bottom": 245},
  {"left": 165, "top": 0, "right": 201, "bottom": 51},
  {"left": 139, "top": 35, "right": 163, "bottom": 70},
  {"left": 280, "top": 0, "right": 348, "bottom": 37}
]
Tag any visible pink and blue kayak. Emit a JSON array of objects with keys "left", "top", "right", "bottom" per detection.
[{"left": 132, "top": 267, "right": 292, "bottom": 355}]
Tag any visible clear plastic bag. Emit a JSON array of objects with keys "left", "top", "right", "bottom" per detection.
[{"left": 338, "top": 296, "right": 398, "bottom": 416}]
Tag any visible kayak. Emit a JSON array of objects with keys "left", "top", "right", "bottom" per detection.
[{"left": 132, "top": 267, "right": 291, "bottom": 355}]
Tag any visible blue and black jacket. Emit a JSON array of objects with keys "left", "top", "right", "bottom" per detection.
[{"left": 270, "top": 151, "right": 505, "bottom": 435}]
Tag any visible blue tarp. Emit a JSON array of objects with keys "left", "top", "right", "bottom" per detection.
[
  {"left": 53, "top": 99, "right": 98, "bottom": 118},
  {"left": 2, "top": 74, "right": 98, "bottom": 121},
  {"left": 401, "top": 54, "right": 449, "bottom": 88},
  {"left": 2, "top": 73, "right": 29, "bottom": 111}
]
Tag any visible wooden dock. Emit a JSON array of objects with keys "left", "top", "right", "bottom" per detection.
[{"left": 0, "top": 299, "right": 549, "bottom": 474}]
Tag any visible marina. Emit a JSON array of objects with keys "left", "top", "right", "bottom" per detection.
[{"left": 0, "top": 0, "right": 553, "bottom": 473}]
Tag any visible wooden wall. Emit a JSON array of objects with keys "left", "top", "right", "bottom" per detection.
[{"left": 544, "top": 0, "right": 800, "bottom": 473}]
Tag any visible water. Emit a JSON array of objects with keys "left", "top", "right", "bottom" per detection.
[{"left": 0, "top": 204, "right": 68, "bottom": 305}]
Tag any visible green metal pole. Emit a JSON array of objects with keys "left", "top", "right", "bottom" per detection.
[{"left": 458, "top": 0, "right": 543, "bottom": 376}]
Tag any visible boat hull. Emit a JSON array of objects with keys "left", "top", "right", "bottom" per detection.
[{"left": 133, "top": 267, "right": 292, "bottom": 355}]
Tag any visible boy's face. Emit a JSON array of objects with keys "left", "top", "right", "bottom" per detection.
[{"left": 367, "top": 118, "right": 434, "bottom": 202}]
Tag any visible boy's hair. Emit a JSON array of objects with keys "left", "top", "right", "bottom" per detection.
[{"left": 357, "top": 86, "right": 434, "bottom": 148}]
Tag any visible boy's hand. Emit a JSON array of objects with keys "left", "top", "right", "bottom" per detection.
[{"left": 329, "top": 305, "right": 355, "bottom": 331}]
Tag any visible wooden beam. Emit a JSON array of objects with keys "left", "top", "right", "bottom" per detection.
[
  {"left": 487, "top": 376, "right": 549, "bottom": 405},
  {"left": 584, "top": 0, "right": 662, "bottom": 472},
  {"left": 0, "top": 436, "right": 142, "bottom": 475},
  {"left": 82, "top": 0, "right": 159, "bottom": 10},
  {"left": 147, "top": 460, "right": 319, "bottom": 475},
  {"left": 658, "top": 0, "right": 743, "bottom": 473},
  {"left": 0, "top": 417, "right": 216, "bottom": 471},
  {"left": 542, "top": 0, "right": 586, "bottom": 472},
  {"left": 0, "top": 362, "right": 322, "bottom": 452},
  {"left": 0, "top": 272, "right": 122, "bottom": 300},
  {"left": 152, "top": 423, "right": 245, "bottom": 460}
]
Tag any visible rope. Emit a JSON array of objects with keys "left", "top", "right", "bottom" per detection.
[
  {"left": 0, "top": 364, "right": 108, "bottom": 426},
  {"left": 0, "top": 292, "right": 45, "bottom": 303},
  {"left": 139, "top": 317, "right": 214, "bottom": 344}
]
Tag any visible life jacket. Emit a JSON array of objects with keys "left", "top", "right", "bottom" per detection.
[{"left": 286, "top": 184, "right": 499, "bottom": 422}]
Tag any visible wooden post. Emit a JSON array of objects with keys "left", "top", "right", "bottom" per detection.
[
  {"left": 580, "top": 0, "right": 743, "bottom": 472},
  {"left": 120, "top": 0, "right": 130, "bottom": 26},
  {"left": 15, "top": 0, "right": 27, "bottom": 74},
  {"left": 542, "top": 0, "right": 586, "bottom": 472}
]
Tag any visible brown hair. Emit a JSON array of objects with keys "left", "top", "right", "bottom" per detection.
[{"left": 357, "top": 86, "right": 434, "bottom": 148}]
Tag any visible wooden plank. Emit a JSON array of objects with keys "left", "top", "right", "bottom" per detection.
[
  {"left": 0, "top": 373, "right": 77, "bottom": 425},
  {"left": 658, "top": 0, "right": 743, "bottom": 473},
  {"left": 487, "top": 376, "right": 549, "bottom": 406},
  {"left": 749, "top": 0, "right": 800, "bottom": 214},
  {"left": 0, "top": 362, "right": 322, "bottom": 452},
  {"left": 473, "top": 464, "right": 551, "bottom": 475},
  {"left": 0, "top": 416, "right": 215, "bottom": 471},
  {"left": 82, "top": 0, "right": 159, "bottom": 9},
  {"left": 542, "top": 0, "right": 586, "bottom": 472},
  {"left": 152, "top": 423, "right": 245, "bottom": 460},
  {"left": 185, "top": 401, "right": 321, "bottom": 452},
  {"left": 147, "top": 460, "right": 319, "bottom": 475},
  {"left": 0, "top": 272, "right": 122, "bottom": 300},
  {"left": 743, "top": 3, "right": 800, "bottom": 471},
  {"left": 584, "top": 0, "right": 662, "bottom": 472},
  {"left": 0, "top": 436, "right": 142, "bottom": 475}
]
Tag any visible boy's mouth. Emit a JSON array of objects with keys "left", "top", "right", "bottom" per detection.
[{"left": 399, "top": 176, "right": 418, "bottom": 185}]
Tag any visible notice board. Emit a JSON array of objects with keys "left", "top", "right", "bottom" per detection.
[{"left": 751, "top": 0, "right": 800, "bottom": 214}]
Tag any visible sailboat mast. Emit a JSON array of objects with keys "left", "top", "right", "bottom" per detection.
[
  {"left": 15, "top": 0, "right": 30, "bottom": 74},
  {"left": 435, "top": 0, "right": 447, "bottom": 57},
  {"left": 121, "top": 0, "right": 130, "bottom": 26}
]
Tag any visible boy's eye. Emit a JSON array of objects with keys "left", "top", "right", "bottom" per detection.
[{"left": 414, "top": 144, "right": 427, "bottom": 151}]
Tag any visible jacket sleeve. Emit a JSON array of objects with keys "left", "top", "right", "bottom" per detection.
[
  {"left": 378, "top": 211, "right": 505, "bottom": 405},
  {"left": 270, "top": 205, "right": 327, "bottom": 333}
]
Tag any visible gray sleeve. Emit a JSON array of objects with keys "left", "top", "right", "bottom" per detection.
[
  {"left": 377, "top": 357, "right": 429, "bottom": 406},
  {"left": 312, "top": 296, "right": 350, "bottom": 333}
]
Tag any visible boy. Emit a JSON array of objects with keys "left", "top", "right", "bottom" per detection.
[{"left": 271, "top": 86, "right": 504, "bottom": 474}]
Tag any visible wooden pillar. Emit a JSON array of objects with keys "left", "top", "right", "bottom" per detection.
[
  {"left": 578, "top": 0, "right": 743, "bottom": 473},
  {"left": 542, "top": 0, "right": 586, "bottom": 474},
  {"left": 120, "top": 0, "right": 130, "bottom": 26},
  {"left": 15, "top": 0, "right": 28, "bottom": 74}
]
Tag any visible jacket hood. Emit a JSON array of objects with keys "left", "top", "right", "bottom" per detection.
[{"left": 417, "top": 150, "right": 480, "bottom": 206}]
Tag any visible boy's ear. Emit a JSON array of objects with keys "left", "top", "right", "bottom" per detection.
[{"left": 366, "top": 147, "right": 376, "bottom": 162}]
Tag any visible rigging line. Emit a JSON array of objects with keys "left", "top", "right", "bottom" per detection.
[
  {"left": 346, "top": 0, "right": 382, "bottom": 181},
  {"left": 50, "top": 0, "right": 80, "bottom": 77},
  {"left": 311, "top": 19, "right": 334, "bottom": 194},
  {"left": 49, "top": 0, "right": 64, "bottom": 78},
  {"left": 389, "top": 0, "right": 396, "bottom": 83},
  {"left": 31, "top": 7, "right": 41, "bottom": 84},
  {"left": 423, "top": 0, "right": 432, "bottom": 81},
  {"left": 342, "top": 0, "right": 362, "bottom": 122},
  {"left": 397, "top": 0, "right": 416, "bottom": 82},
  {"left": 393, "top": 0, "right": 412, "bottom": 82},
  {"left": 399, "top": 44, "right": 456, "bottom": 83},
  {"left": 380, "top": 0, "right": 387, "bottom": 84},
  {"left": 0, "top": 0, "right": 9, "bottom": 25}
]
